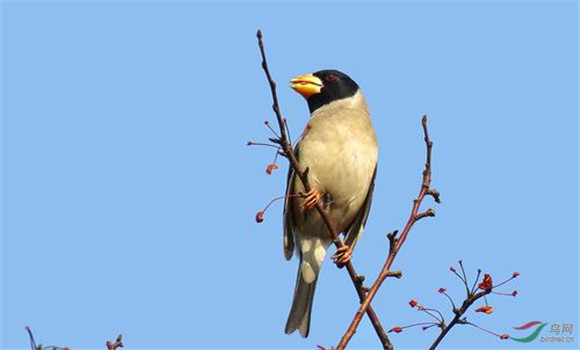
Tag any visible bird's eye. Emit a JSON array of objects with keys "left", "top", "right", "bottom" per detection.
[{"left": 326, "top": 73, "right": 338, "bottom": 82}]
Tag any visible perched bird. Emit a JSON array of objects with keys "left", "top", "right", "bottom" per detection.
[{"left": 283, "top": 69, "right": 378, "bottom": 337}]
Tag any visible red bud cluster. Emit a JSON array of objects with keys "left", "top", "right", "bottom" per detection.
[{"left": 478, "top": 273, "right": 493, "bottom": 291}]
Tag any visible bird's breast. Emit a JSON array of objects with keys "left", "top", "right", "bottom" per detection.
[{"left": 293, "top": 108, "right": 378, "bottom": 234}]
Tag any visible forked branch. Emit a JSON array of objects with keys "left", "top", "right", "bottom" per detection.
[{"left": 336, "top": 115, "right": 438, "bottom": 349}]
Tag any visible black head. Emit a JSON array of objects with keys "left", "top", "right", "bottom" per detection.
[{"left": 290, "top": 69, "right": 360, "bottom": 113}]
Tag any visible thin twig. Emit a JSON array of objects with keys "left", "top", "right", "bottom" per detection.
[
  {"left": 440, "top": 290, "right": 457, "bottom": 311},
  {"left": 422, "top": 308, "right": 445, "bottom": 324},
  {"left": 336, "top": 115, "right": 437, "bottom": 350},
  {"left": 470, "top": 269, "right": 482, "bottom": 294},
  {"left": 401, "top": 268, "right": 518, "bottom": 348},
  {"left": 256, "top": 29, "right": 392, "bottom": 350},
  {"left": 428, "top": 290, "right": 490, "bottom": 350},
  {"left": 458, "top": 260, "right": 471, "bottom": 297}
]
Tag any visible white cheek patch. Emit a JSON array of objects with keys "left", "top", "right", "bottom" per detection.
[{"left": 301, "top": 261, "right": 316, "bottom": 283}]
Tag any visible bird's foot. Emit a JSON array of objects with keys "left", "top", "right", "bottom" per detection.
[
  {"left": 332, "top": 245, "right": 353, "bottom": 267},
  {"left": 301, "top": 188, "right": 321, "bottom": 211}
]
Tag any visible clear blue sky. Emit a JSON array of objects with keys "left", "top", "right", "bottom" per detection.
[{"left": 1, "top": 1, "right": 578, "bottom": 349}]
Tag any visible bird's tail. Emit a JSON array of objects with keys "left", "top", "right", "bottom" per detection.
[{"left": 285, "top": 237, "right": 329, "bottom": 338}]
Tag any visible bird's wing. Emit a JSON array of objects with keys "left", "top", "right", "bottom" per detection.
[
  {"left": 343, "top": 166, "right": 377, "bottom": 250},
  {"left": 283, "top": 146, "right": 298, "bottom": 260}
]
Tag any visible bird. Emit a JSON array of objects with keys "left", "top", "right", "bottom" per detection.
[{"left": 283, "top": 69, "right": 378, "bottom": 337}]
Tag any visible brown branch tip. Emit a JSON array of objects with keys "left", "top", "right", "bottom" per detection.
[{"left": 106, "top": 335, "right": 124, "bottom": 350}]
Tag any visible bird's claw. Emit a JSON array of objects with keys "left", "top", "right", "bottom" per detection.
[
  {"left": 332, "top": 245, "right": 353, "bottom": 267},
  {"left": 301, "top": 188, "right": 321, "bottom": 211}
]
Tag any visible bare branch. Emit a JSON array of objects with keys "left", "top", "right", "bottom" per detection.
[
  {"left": 336, "top": 115, "right": 438, "bottom": 349},
  {"left": 428, "top": 290, "right": 490, "bottom": 350}
]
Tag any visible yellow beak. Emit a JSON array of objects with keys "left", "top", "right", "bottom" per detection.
[{"left": 290, "top": 74, "right": 323, "bottom": 99}]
